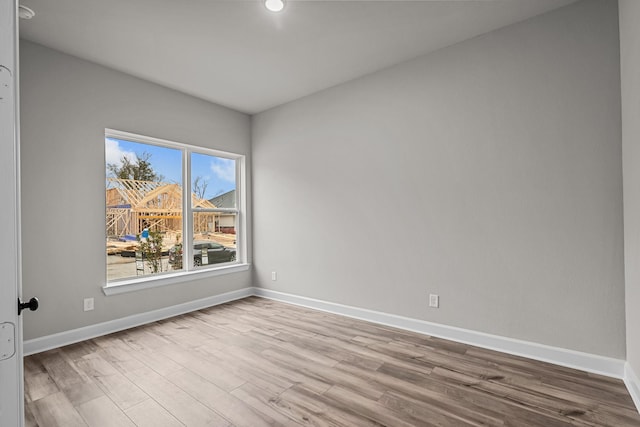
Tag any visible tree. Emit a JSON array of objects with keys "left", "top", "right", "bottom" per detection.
[
  {"left": 137, "top": 230, "right": 164, "bottom": 274},
  {"left": 193, "top": 176, "right": 208, "bottom": 200},
  {"left": 107, "top": 152, "right": 163, "bottom": 182}
]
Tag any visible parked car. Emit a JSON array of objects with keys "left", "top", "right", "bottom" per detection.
[{"left": 168, "top": 240, "right": 236, "bottom": 267}]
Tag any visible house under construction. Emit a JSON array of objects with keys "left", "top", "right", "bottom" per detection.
[{"left": 106, "top": 178, "right": 218, "bottom": 238}]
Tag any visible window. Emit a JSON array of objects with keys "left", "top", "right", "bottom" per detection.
[{"left": 105, "top": 129, "right": 246, "bottom": 292}]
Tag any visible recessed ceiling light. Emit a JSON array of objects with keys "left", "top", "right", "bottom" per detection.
[
  {"left": 18, "top": 5, "right": 35, "bottom": 20},
  {"left": 265, "top": 0, "right": 285, "bottom": 13}
]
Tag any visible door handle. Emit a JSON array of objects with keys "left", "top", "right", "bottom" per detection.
[{"left": 18, "top": 297, "right": 39, "bottom": 315}]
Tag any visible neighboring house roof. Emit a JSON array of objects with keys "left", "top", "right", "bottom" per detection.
[{"left": 209, "top": 190, "right": 236, "bottom": 209}]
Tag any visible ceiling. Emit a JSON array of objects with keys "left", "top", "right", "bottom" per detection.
[{"left": 19, "top": 0, "right": 579, "bottom": 114}]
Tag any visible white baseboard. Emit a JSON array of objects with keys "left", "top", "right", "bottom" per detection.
[
  {"left": 253, "top": 288, "right": 626, "bottom": 379},
  {"left": 625, "top": 363, "right": 640, "bottom": 413},
  {"left": 23, "top": 287, "right": 253, "bottom": 356},
  {"left": 23, "top": 285, "right": 628, "bottom": 384}
]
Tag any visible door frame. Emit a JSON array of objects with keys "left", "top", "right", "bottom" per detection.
[{"left": 0, "top": 0, "right": 24, "bottom": 426}]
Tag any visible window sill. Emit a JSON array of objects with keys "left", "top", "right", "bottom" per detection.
[{"left": 102, "top": 263, "right": 251, "bottom": 296}]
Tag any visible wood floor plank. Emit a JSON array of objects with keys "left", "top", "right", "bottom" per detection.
[
  {"left": 253, "top": 310, "right": 357, "bottom": 342},
  {"left": 166, "top": 367, "right": 275, "bottom": 427},
  {"left": 120, "top": 327, "right": 173, "bottom": 352},
  {"left": 155, "top": 344, "right": 247, "bottom": 392},
  {"left": 323, "top": 385, "right": 419, "bottom": 427},
  {"left": 76, "top": 395, "right": 137, "bottom": 427},
  {"left": 130, "top": 347, "right": 184, "bottom": 377},
  {"left": 229, "top": 381, "right": 304, "bottom": 426},
  {"left": 120, "top": 364, "right": 231, "bottom": 427},
  {"left": 124, "top": 398, "right": 184, "bottom": 427},
  {"left": 258, "top": 347, "right": 335, "bottom": 394},
  {"left": 378, "top": 390, "right": 490, "bottom": 427},
  {"left": 429, "top": 366, "right": 605, "bottom": 426},
  {"left": 74, "top": 353, "right": 149, "bottom": 411},
  {"left": 248, "top": 330, "right": 340, "bottom": 367},
  {"left": 59, "top": 341, "right": 102, "bottom": 362},
  {"left": 342, "top": 361, "right": 507, "bottom": 426},
  {"left": 274, "top": 331, "right": 385, "bottom": 371},
  {"left": 219, "top": 342, "right": 333, "bottom": 394},
  {"left": 234, "top": 381, "right": 345, "bottom": 427},
  {"left": 23, "top": 297, "right": 640, "bottom": 427},
  {"left": 261, "top": 347, "right": 384, "bottom": 400},
  {"left": 278, "top": 384, "right": 384, "bottom": 427},
  {"left": 29, "top": 391, "right": 87, "bottom": 427},
  {"left": 201, "top": 346, "right": 295, "bottom": 395},
  {"left": 428, "top": 367, "right": 592, "bottom": 426},
  {"left": 24, "top": 400, "right": 40, "bottom": 427},
  {"left": 24, "top": 370, "right": 59, "bottom": 403},
  {"left": 96, "top": 344, "right": 148, "bottom": 375},
  {"left": 319, "top": 334, "right": 438, "bottom": 376},
  {"left": 37, "top": 350, "right": 104, "bottom": 406}
]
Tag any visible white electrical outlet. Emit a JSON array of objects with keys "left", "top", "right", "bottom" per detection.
[
  {"left": 83, "top": 298, "right": 94, "bottom": 312},
  {"left": 429, "top": 294, "right": 439, "bottom": 308},
  {"left": 271, "top": 271, "right": 277, "bottom": 281}
]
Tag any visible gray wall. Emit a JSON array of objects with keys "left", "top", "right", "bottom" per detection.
[
  {"left": 620, "top": 0, "right": 640, "bottom": 377},
  {"left": 20, "top": 41, "right": 252, "bottom": 340},
  {"left": 252, "top": 0, "right": 624, "bottom": 357}
]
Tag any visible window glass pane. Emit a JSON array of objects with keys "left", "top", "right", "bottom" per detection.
[
  {"left": 106, "top": 138, "right": 183, "bottom": 281},
  {"left": 191, "top": 152, "right": 236, "bottom": 209},
  {"left": 192, "top": 213, "right": 236, "bottom": 268}
]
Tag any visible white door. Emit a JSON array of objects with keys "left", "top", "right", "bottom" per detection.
[{"left": 0, "top": 0, "right": 24, "bottom": 426}]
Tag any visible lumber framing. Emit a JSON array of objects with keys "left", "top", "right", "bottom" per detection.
[{"left": 106, "top": 178, "right": 217, "bottom": 238}]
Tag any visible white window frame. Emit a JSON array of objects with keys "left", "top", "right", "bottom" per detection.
[{"left": 103, "top": 129, "right": 249, "bottom": 296}]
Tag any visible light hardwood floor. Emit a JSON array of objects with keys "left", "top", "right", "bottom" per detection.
[{"left": 23, "top": 297, "right": 640, "bottom": 426}]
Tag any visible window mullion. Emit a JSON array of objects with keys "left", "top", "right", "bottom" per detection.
[{"left": 183, "top": 148, "right": 193, "bottom": 271}]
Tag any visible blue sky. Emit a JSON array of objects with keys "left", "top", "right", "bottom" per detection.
[{"left": 106, "top": 137, "right": 235, "bottom": 199}]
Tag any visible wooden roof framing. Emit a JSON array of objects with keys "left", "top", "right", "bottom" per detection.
[{"left": 106, "top": 178, "right": 216, "bottom": 237}]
